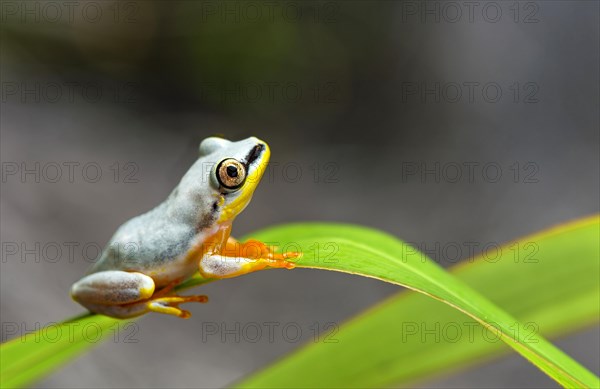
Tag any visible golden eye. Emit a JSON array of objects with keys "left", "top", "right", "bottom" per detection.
[{"left": 216, "top": 158, "right": 246, "bottom": 190}]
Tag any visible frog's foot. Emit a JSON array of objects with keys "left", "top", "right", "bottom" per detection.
[
  {"left": 198, "top": 237, "right": 300, "bottom": 279},
  {"left": 146, "top": 295, "right": 209, "bottom": 319}
]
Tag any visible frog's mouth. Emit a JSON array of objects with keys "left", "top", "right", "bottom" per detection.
[{"left": 218, "top": 140, "right": 270, "bottom": 223}]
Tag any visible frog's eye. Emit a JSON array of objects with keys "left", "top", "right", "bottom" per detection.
[{"left": 216, "top": 158, "right": 247, "bottom": 191}]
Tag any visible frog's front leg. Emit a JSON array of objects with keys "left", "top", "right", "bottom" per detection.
[
  {"left": 198, "top": 237, "right": 299, "bottom": 279},
  {"left": 71, "top": 271, "right": 207, "bottom": 319}
]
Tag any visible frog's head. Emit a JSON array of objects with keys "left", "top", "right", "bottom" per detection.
[{"left": 196, "top": 136, "right": 270, "bottom": 224}]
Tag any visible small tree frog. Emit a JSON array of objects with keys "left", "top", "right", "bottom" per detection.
[{"left": 71, "top": 137, "right": 298, "bottom": 319}]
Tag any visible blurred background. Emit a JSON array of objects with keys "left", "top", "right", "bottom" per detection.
[{"left": 1, "top": 1, "right": 598, "bottom": 387}]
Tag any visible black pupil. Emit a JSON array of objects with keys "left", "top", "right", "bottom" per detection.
[{"left": 226, "top": 165, "right": 238, "bottom": 178}]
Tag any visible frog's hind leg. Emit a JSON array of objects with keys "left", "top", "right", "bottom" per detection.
[
  {"left": 71, "top": 271, "right": 208, "bottom": 319},
  {"left": 71, "top": 271, "right": 156, "bottom": 306}
]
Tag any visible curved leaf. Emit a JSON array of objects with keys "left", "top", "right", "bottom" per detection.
[
  {"left": 2, "top": 218, "right": 598, "bottom": 388},
  {"left": 237, "top": 215, "right": 600, "bottom": 388},
  {"left": 1, "top": 314, "right": 127, "bottom": 388},
  {"left": 234, "top": 219, "right": 599, "bottom": 388}
]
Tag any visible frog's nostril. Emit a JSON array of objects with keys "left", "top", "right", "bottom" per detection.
[{"left": 245, "top": 144, "right": 265, "bottom": 166}]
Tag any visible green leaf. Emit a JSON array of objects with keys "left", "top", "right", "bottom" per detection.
[
  {"left": 0, "top": 277, "right": 213, "bottom": 389},
  {"left": 2, "top": 217, "right": 598, "bottom": 388},
  {"left": 1, "top": 314, "right": 126, "bottom": 388},
  {"left": 236, "top": 217, "right": 600, "bottom": 388}
]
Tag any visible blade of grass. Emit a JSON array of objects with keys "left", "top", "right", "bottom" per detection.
[
  {"left": 0, "top": 278, "right": 212, "bottom": 388},
  {"left": 2, "top": 217, "right": 598, "bottom": 388},
  {"left": 237, "top": 215, "right": 600, "bottom": 388},
  {"left": 233, "top": 216, "right": 600, "bottom": 388},
  {"left": 1, "top": 314, "right": 127, "bottom": 388}
]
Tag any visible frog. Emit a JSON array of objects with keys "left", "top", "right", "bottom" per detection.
[{"left": 70, "top": 136, "right": 298, "bottom": 319}]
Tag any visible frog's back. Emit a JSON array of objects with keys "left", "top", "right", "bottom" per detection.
[{"left": 89, "top": 202, "right": 197, "bottom": 275}]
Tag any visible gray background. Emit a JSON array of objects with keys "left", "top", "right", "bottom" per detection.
[{"left": 1, "top": 1, "right": 598, "bottom": 388}]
